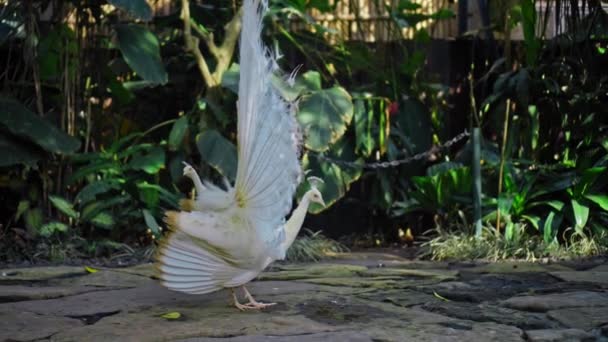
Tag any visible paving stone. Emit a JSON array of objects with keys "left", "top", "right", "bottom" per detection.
[
  {"left": 0, "top": 284, "right": 124, "bottom": 303},
  {"left": 51, "top": 311, "right": 338, "bottom": 342},
  {"left": 550, "top": 270, "right": 608, "bottom": 286},
  {"left": 0, "top": 266, "right": 86, "bottom": 282},
  {"left": 421, "top": 301, "right": 559, "bottom": 330},
  {"left": 525, "top": 328, "right": 596, "bottom": 342},
  {"left": 0, "top": 309, "right": 82, "bottom": 341},
  {"left": 0, "top": 255, "right": 607, "bottom": 342},
  {"left": 502, "top": 291, "right": 608, "bottom": 312},
  {"left": 547, "top": 306, "right": 608, "bottom": 331},
  {"left": 176, "top": 331, "right": 373, "bottom": 342},
  {"left": 470, "top": 262, "right": 572, "bottom": 274}
]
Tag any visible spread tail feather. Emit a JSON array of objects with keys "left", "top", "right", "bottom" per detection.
[
  {"left": 156, "top": 211, "right": 240, "bottom": 294},
  {"left": 179, "top": 199, "right": 195, "bottom": 211},
  {"left": 156, "top": 230, "right": 235, "bottom": 294}
]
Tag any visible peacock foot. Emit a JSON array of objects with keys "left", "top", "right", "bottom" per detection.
[
  {"left": 241, "top": 286, "right": 276, "bottom": 310},
  {"left": 231, "top": 288, "right": 274, "bottom": 311}
]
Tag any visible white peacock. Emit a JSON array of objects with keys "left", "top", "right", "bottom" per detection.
[{"left": 156, "top": 0, "right": 325, "bottom": 310}]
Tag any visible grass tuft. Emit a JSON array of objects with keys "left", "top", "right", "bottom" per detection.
[
  {"left": 422, "top": 225, "right": 608, "bottom": 261},
  {"left": 285, "top": 229, "right": 348, "bottom": 262}
]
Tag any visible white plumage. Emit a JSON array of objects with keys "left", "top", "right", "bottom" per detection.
[{"left": 156, "top": 0, "right": 325, "bottom": 310}]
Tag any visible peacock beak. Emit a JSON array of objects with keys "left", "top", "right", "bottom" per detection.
[{"left": 317, "top": 197, "right": 326, "bottom": 207}]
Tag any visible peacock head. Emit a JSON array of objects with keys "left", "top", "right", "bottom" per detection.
[
  {"left": 182, "top": 161, "right": 197, "bottom": 179},
  {"left": 306, "top": 176, "right": 325, "bottom": 207}
]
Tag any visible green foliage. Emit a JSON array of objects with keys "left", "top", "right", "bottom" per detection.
[
  {"left": 109, "top": 0, "right": 153, "bottom": 21},
  {"left": 196, "top": 130, "right": 237, "bottom": 182},
  {"left": 115, "top": 25, "right": 168, "bottom": 85},
  {"left": 65, "top": 134, "right": 178, "bottom": 235},
  {"left": 298, "top": 87, "right": 354, "bottom": 152},
  {"left": 0, "top": 98, "right": 80, "bottom": 166},
  {"left": 393, "top": 164, "right": 471, "bottom": 219}
]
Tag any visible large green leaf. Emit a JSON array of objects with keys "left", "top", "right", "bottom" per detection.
[
  {"left": 196, "top": 130, "right": 237, "bottom": 181},
  {"left": 128, "top": 146, "right": 165, "bottom": 174},
  {"left": 142, "top": 209, "right": 161, "bottom": 238},
  {"left": 39, "top": 222, "right": 69, "bottom": 237},
  {"left": 109, "top": 0, "right": 152, "bottom": 21},
  {"left": 115, "top": 25, "right": 167, "bottom": 85},
  {"left": 49, "top": 195, "right": 79, "bottom": 219},
  {"left": 297, "top": 86, "right": 354, "bottom": 152},
  {"left": 542, "top": 211, "right": 562, "bottom": 244},
  {"left": 0, "top": 133, "right": 44, "bottom": 166},
  {"left": 571, "top": 199, "right": 590, "bottom": 232},
  {"left": 90, "top": 212, "right": 115, "bottom": 229},
  {"left": 298, "top": 137, "right": 362, "bottom": 213},
  {"left": 168, "top": 116, "right": 188, "bottom": 151},
  {"left": 586, "top": 194, "right": 608, "bottom": 211},
  {"left": 24, "top": 208, "right": 43, "bottom": 236},
  {"left": 75, "top": 180, "right": 121, "bottom": 205},
  {"left": 353, "top": 98, "right": 374, "bottom": 157},
  {"left": 0, "top": 98, "right": 80, "bottom": 154}
]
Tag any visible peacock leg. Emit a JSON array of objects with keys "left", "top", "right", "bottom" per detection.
[
  {"left": 241, "top": 286, "right": 276, "bottom": 309},
  {"left": 231, "top": 288, "right": 253, "bottom": 311}
]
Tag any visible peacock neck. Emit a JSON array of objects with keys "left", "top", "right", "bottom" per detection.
[
  {"left": 282, "top": 194, "right": 311, "bottom": 251},
  {"left": 189, "top": 174, "right": 206, "bottom": 197}
]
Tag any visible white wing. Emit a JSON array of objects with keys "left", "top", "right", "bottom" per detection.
[
  {"left": 157, "top": 0, "right": 302, "bottom": 293},
  {"left": 233, "top": 0, "right": 301, "bottom": 259}
]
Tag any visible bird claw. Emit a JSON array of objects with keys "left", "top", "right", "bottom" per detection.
[{"left": 232, "top": 286, "right": 276, "bottom": 311}]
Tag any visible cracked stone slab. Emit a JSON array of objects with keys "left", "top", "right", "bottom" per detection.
[
  {"left": 550, "top": 270, "right": 608, "bottom": 286},
  {"left": 524, "top": 328, "right": 596, "bottom": 342},
  {"left": 0, "top": 309, "right": 82, "bottom": 341},
  {"left": 469, "top": 262, "right": 572, "bottom": 274},
  {"left": 423, "top": 272, "right": 561, "bottom": 303},
  {"left": 259, "top": 264, "right": 368, "bottom": 281},
  {"left": 175, "top": 331, "right": 373, "bottom": 342},
  {"left": 0, "top": 266, "right": 87, "bottom": 282},
  {"left": 421, "top": 301, "right": 559, "bottom": 330},
  {"left": 502, "top": 291, "right": 608, "bottom": 312},
  {"left": 357, "top": 289, "right": 436, "bottom": 308},
  {"left": 361, "top": 319, "right": 524, "bottom": 341},
  {"left": 0, "top": 284, "right": 127, "bottom": 303},
  {"left": 54, "top": 268, "right": 156, "bottom": 288},
  {"left": 51, "top": 311, "right": 338, "bottom": 342},
  {"left": 547, "top": 306, "right": 608, "bottom": 331}
]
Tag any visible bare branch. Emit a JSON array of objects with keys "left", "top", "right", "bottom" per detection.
[{"left": 181, "top": 0, "right": 216, "bottom": 87}]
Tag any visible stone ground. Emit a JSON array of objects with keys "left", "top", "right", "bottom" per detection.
[{"left": 1, "top": 253, "right": 608, "bottom": 342}]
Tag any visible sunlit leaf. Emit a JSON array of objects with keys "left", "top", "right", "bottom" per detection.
[
  {"left": 571, "top": 199, "right": 589, "bottom": 232},
  {"left": 298, "top": 86, "right": 354, "bottom": 152},
  {"left": 160, "top": 311, "right": 181, "bottom": 320},
  {"left": 585, "top": 194, "right": 608, "bottom": 211},
  {"left": 128, "top": 146, "right": 165, "bottom": 174},
  {"left": 85, "top": 266, "right": 99, "bottom": 273},
  {"left": 39, "top": 222, "right": 69, "bottom": 237},
  {"left": 90, "top": 212, "right": 115, "bottom": 229},
  {"left": 49, "top": 195, "right": 79, "bottom": 219}
]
